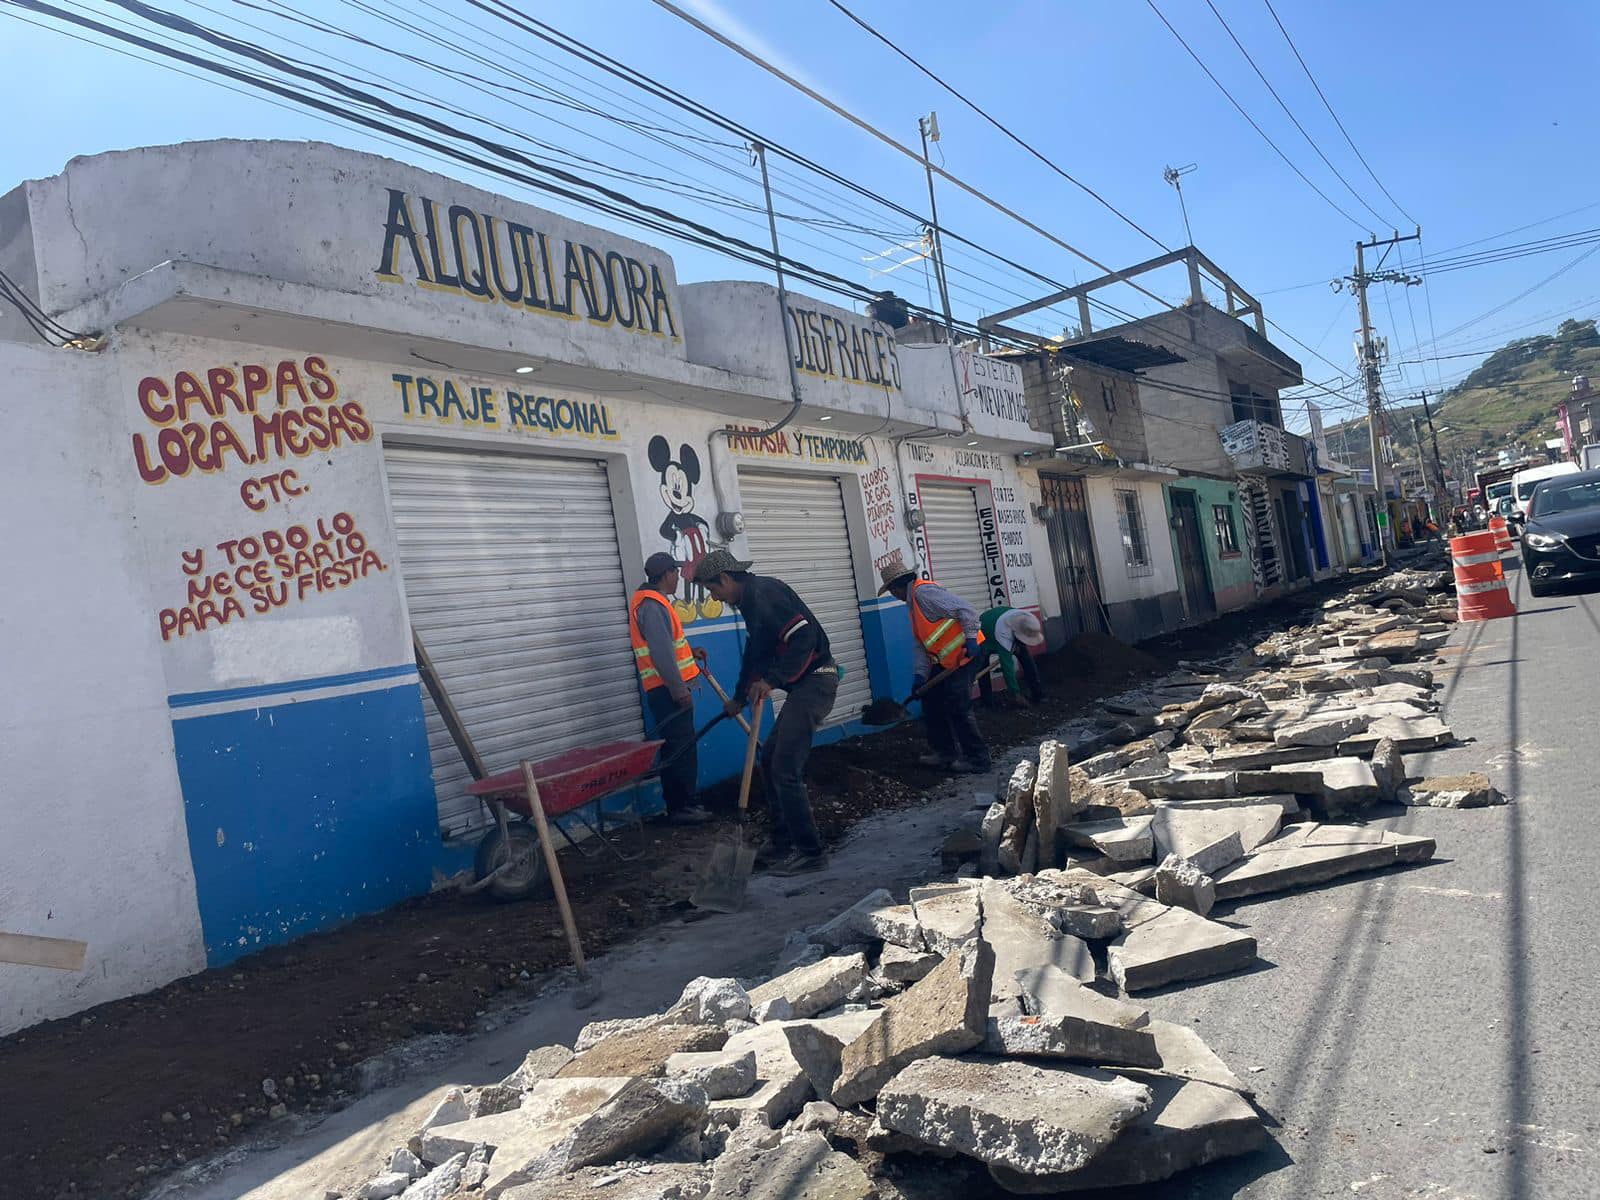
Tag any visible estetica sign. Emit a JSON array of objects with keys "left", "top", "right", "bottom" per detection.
[{"left": 375, "top": 189, "right": 679, "bottom": 339}]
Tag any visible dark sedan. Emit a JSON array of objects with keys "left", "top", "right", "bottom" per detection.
[{"left": 1521, "top": 468, "right": 1600, "bottom": 597}]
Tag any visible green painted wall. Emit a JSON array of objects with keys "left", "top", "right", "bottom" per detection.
[{"left": 1163, "top": 477, "right": 1256, "bottom": 613}]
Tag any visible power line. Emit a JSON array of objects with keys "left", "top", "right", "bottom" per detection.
[
  {"left": 648, "top": 0, "right": 1181, "bottom": 316},
  {"left": 1144, "top": 0, "right": 1365, "bottom": 230},
  {"left": 1203, "top": 0, "right": 1395, "bottom": 228},
  {"left": 1259, "top": 0, "right": 1415, "bottom": 227},
  {"left": 821, "top": 0, "right": 1173, "bottom": 253}
]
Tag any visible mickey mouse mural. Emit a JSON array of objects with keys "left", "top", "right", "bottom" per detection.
[{"left": 648, "top": 435, "right": 723, "bottom": 621}]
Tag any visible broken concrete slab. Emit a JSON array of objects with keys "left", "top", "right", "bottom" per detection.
[
  {"left": 830, "top": 940, "right": 994, "bottom": 1106},
  {"left": 879, "top": 942, "right": 941, "bottom": 984},
  {"left": 1051, "top": 903, "right": 1122, "bottom": 940},
  {"left": 1301, "top": 757, "right": 1381, "bottom": 818},
  {"left": 468, "top": 1083, "right": 524, "bottom": 1119},
  {"left": 1154, "top": 856, "right": 1215, "bottom": 917},
  {"left": 1403, "top": 772, "right": 1507, "bottom": 808},
  {"left": 573, "top": 1016, "right": 661, "bottom": 1053},
  {"left": 806, "top": 889, "right": 894, "bottom": 952},
  {"left": 706, "top": 1129, "right": 873, "bottom": 1200},
  {"left": 671, "top": 976, "right": 753, "bottom": 1025},
  {"left": 982, "top": 1009, "right": 1160, "bottom": 1068},
  {"left": 1212, "top": 821, "right": 1437, "bottom": 900},
  {"left": 851, "top": 899, "right": 926, "bottom": 951},
  {"left": 499, "top": 1164, "right": 709, "bottom": 1200},
  {"left": 555, "top": 1023, "right": 726, "bottom": 1080},
  {"left": 874, "top": 1057, "right": 1153, "bottom": 1176},
  {"left": 1152, "top": 803, "right": 1281, "bottom": 869},
  {"left": 402, "top": 1154, "right": 465, "bottom": 1200},
  {"left": 1034, "top": 740, "right": 1075, "bottom": 864},
  {"left": 1341, "top": 713, "right": 1454, "bottom": 754},
  {"left": 980, "top": 880, "right": 1094, "bottom": 999},
  {"left": 664, "top": 1049, "right": 758, "bottom": 1101},
  {"left": 979, "top": 800, "right": 1006, "bottom": 876},
  {"left": 986, "top": 1073, "right": 1266, "bottom": 1193},
  {"left": 1107, "top": 904, "right": 1257, "bottom": 994},
  {"left": 417, "top": 1088, "right": 469, "bottom": 1135},
  {"left": 909, "top": 883, "right": 982, "bottom": 955},
  {"left": 500, "top": 1046, "right": 575, "bottom": 1091},
  {"left": 1062, "top": 814, "right": 1154, "bottom": 864},
  {"left": 780, "top": 1023, "right": 848, "bottom": 1101},
  {"left": 1136, "top": 770, "right": 1237, "bottom": 800},
  {"left": 1364, "top": 628, "right": 1422, "bottom": 658},
  {"left": 1207, "top": 742, "right": 1337, "bottom": 771},
  {"left": 1273, "top": 711, "right": 1370, "bottom": 748},
  {"left": 711, "top": 1012, "right": 878, "bottom": 1128},
  {"left": 1016, "top": 965, "right": 1149, "bottom": 1029},
  {"left": 420, "top": 1077, "right": 630, "bottom": 1191},
  {"left": 1369, "top": 737, "right": 1405, "bottom": 803},
  {"left": 1143, "top": 1018, "right": 1251, "bottom": 1096},
  {"left": 1156, "top": 792, "right": 1301, "bottom": 817},
  {"left": 999, "top": 761, "right": 1037, "bottom": 874},
  {"left": 747, "top": 953, "right": 867, "bottom": 1020}
]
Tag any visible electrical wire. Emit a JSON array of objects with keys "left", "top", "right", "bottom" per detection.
[
  {"left": 821, "top": 0, "right": 1172, "bottom": 254},
  {"left": 1259, "top": 0, "right": 1415, "bottom": 228},
  {"left": 1203, "top": 0, "right": 1395, "bottom": 229},
  {"left": 1144, "top": 0, "right": 1365, "bottom": 230}
]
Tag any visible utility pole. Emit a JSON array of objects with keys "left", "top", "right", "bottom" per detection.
[
  {"left": 1348, "top": 230, "right": 1422, "bottom": 563},
  {"left": 917, "top": 112, "right": 954, "bottom": 332},
  {"left": 1406, "top": 389, "right": 1450, "bottom": 519}
]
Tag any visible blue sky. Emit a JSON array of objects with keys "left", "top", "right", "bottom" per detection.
[{"left": 4, "top": 0, "right": 1599, "bottom": 432}]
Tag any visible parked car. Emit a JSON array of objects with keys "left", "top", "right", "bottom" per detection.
[{"left": 1520, "top": 468, "right": 1600, "bottom": 597}]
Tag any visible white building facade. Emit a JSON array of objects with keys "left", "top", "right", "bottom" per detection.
[{"left": 0, "top": 140, "right": 1066, "bottom": 1032}]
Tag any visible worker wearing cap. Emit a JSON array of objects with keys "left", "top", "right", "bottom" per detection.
[
  {"left": 878, "top": 557, "right": 991, "bottom": 774},
  {"left": 694, "top": 548, "right": 838, "bottom": 877},
  {"left": 630, "top": 552, "right": 713, "bottom": 826},
  {"left": 979, "top": 605, "right": 1047, "bottom": 706}
]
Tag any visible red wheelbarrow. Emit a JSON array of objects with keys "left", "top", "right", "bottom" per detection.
[{"left": 462, "top": 738, "right": 663, "bottom": 902}]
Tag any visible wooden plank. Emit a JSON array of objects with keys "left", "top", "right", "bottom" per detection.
[{"left": 0, "top": 932, "right": 88, "bottom": 971}]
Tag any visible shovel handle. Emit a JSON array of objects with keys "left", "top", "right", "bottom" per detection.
[
  {"left": 737, "top": 696, "right": 765, "bottom": 816},
  {"left": 905, "top": 658, "right": 999, "bottom": 704},
  {"left": 696, "top": 660, "right": 753, "bottom": 734}
]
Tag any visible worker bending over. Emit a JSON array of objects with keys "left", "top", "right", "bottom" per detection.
[
  {"left": 694, "top": 548, "right": 838, "bottom": 877},
  {"left": 878, "top": 557, "right": 992, "bottom": 775},
  {"left": 980, "top": 605, "right": 1047, "bottom": 706}
]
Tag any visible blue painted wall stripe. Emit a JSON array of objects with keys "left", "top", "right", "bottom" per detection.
[{"left": 168, "top": 663, "right": 418, "bottom": 709}]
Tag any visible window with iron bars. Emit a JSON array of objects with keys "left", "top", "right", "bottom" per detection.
[{"left": 1115, "top": 487, "right": 1153, "bottom": 577}]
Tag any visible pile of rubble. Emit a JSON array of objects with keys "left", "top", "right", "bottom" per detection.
[{"left": 337, "top": 562, "right": 1507, "bottom": 1199}]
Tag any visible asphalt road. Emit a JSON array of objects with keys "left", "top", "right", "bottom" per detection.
[{"left": 1145, "top": 564, "right": 1600, "bottom": 1200}]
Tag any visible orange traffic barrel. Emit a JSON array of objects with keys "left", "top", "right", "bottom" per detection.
[
  {"left": 1450, "top": 531, "right": 1516, "bottom": 621},
  {"left": 1488, "top": 515, "right": 1514, "bottom": 554}
]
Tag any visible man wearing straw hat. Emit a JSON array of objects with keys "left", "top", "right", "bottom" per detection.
[
  {"left": 877, "top": 554, "right": 992, "bottom": 775},
  {"left": 694, "top": 548, "right": 839, "bottom": 877},
  {"left": 980, "top": 604, "right": 1047, "bottom": 706}
]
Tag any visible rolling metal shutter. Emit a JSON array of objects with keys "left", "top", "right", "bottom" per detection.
[
  {"left": 385, "top": 444, "right": 642, "bottom": 836},
  {"left": 738, "top": 470, "right": 873, "bottom": 725},
  {"left": 920, "top": 483, "right": 993, "bottom": 609}
]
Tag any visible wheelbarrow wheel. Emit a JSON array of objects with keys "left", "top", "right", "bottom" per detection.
[{"left": 473, "top": 823, "right": 549, "bottom": 902}]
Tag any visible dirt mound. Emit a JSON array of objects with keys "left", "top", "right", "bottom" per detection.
[{"left": 1043, "top": 632, "right": 1161, "bottom": 683}]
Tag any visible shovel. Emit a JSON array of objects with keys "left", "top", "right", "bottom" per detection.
[
  {"left": 860, "top": 660, "right": 998, "bottom": 726},
  {"left": 691, "top": 694, "right": 765, "bottom": 913}
]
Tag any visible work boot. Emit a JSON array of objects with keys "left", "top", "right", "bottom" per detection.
[
  {"left": 753, "top": 839, "right": 788, "bottom": 867},
  {"left": 768, "top": 851, "right": 828, "bottom": 877},
  {"left": 667, "top": 805, "right": 714, "bottom": 826},
  {"left": 916, "top": 753, "right": 959, "bottom": 769}
]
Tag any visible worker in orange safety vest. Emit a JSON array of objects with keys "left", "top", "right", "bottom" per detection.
[
  {"left": 629, "top": 552, "right": 713, "bottom": 824},
  {"left": 878, "top": 556, "right": 991, "bottom": 775}
]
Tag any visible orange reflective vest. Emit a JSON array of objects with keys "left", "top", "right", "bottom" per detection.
[
  {"left": 909, "top": 579, "right": 983, "bottom": 670},
  {"left": 628, "top": 590, "right": 701, "bottom": 691}
]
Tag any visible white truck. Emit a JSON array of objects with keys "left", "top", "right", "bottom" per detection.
[
  {"left": 1583, "top": 444, "right": 1600, "bottom": 471},
  {"left": 1511, "top": 461, "right": 1581, "bottom": 522}
]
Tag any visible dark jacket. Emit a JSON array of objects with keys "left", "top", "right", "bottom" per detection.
[{"left": 732, "top": 574, "right": 833, "bottom": 701}]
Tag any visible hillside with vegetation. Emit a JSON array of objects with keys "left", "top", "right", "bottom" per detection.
[{"left": 1322, "top": 317, "right": 1600, "bottom": 463}]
